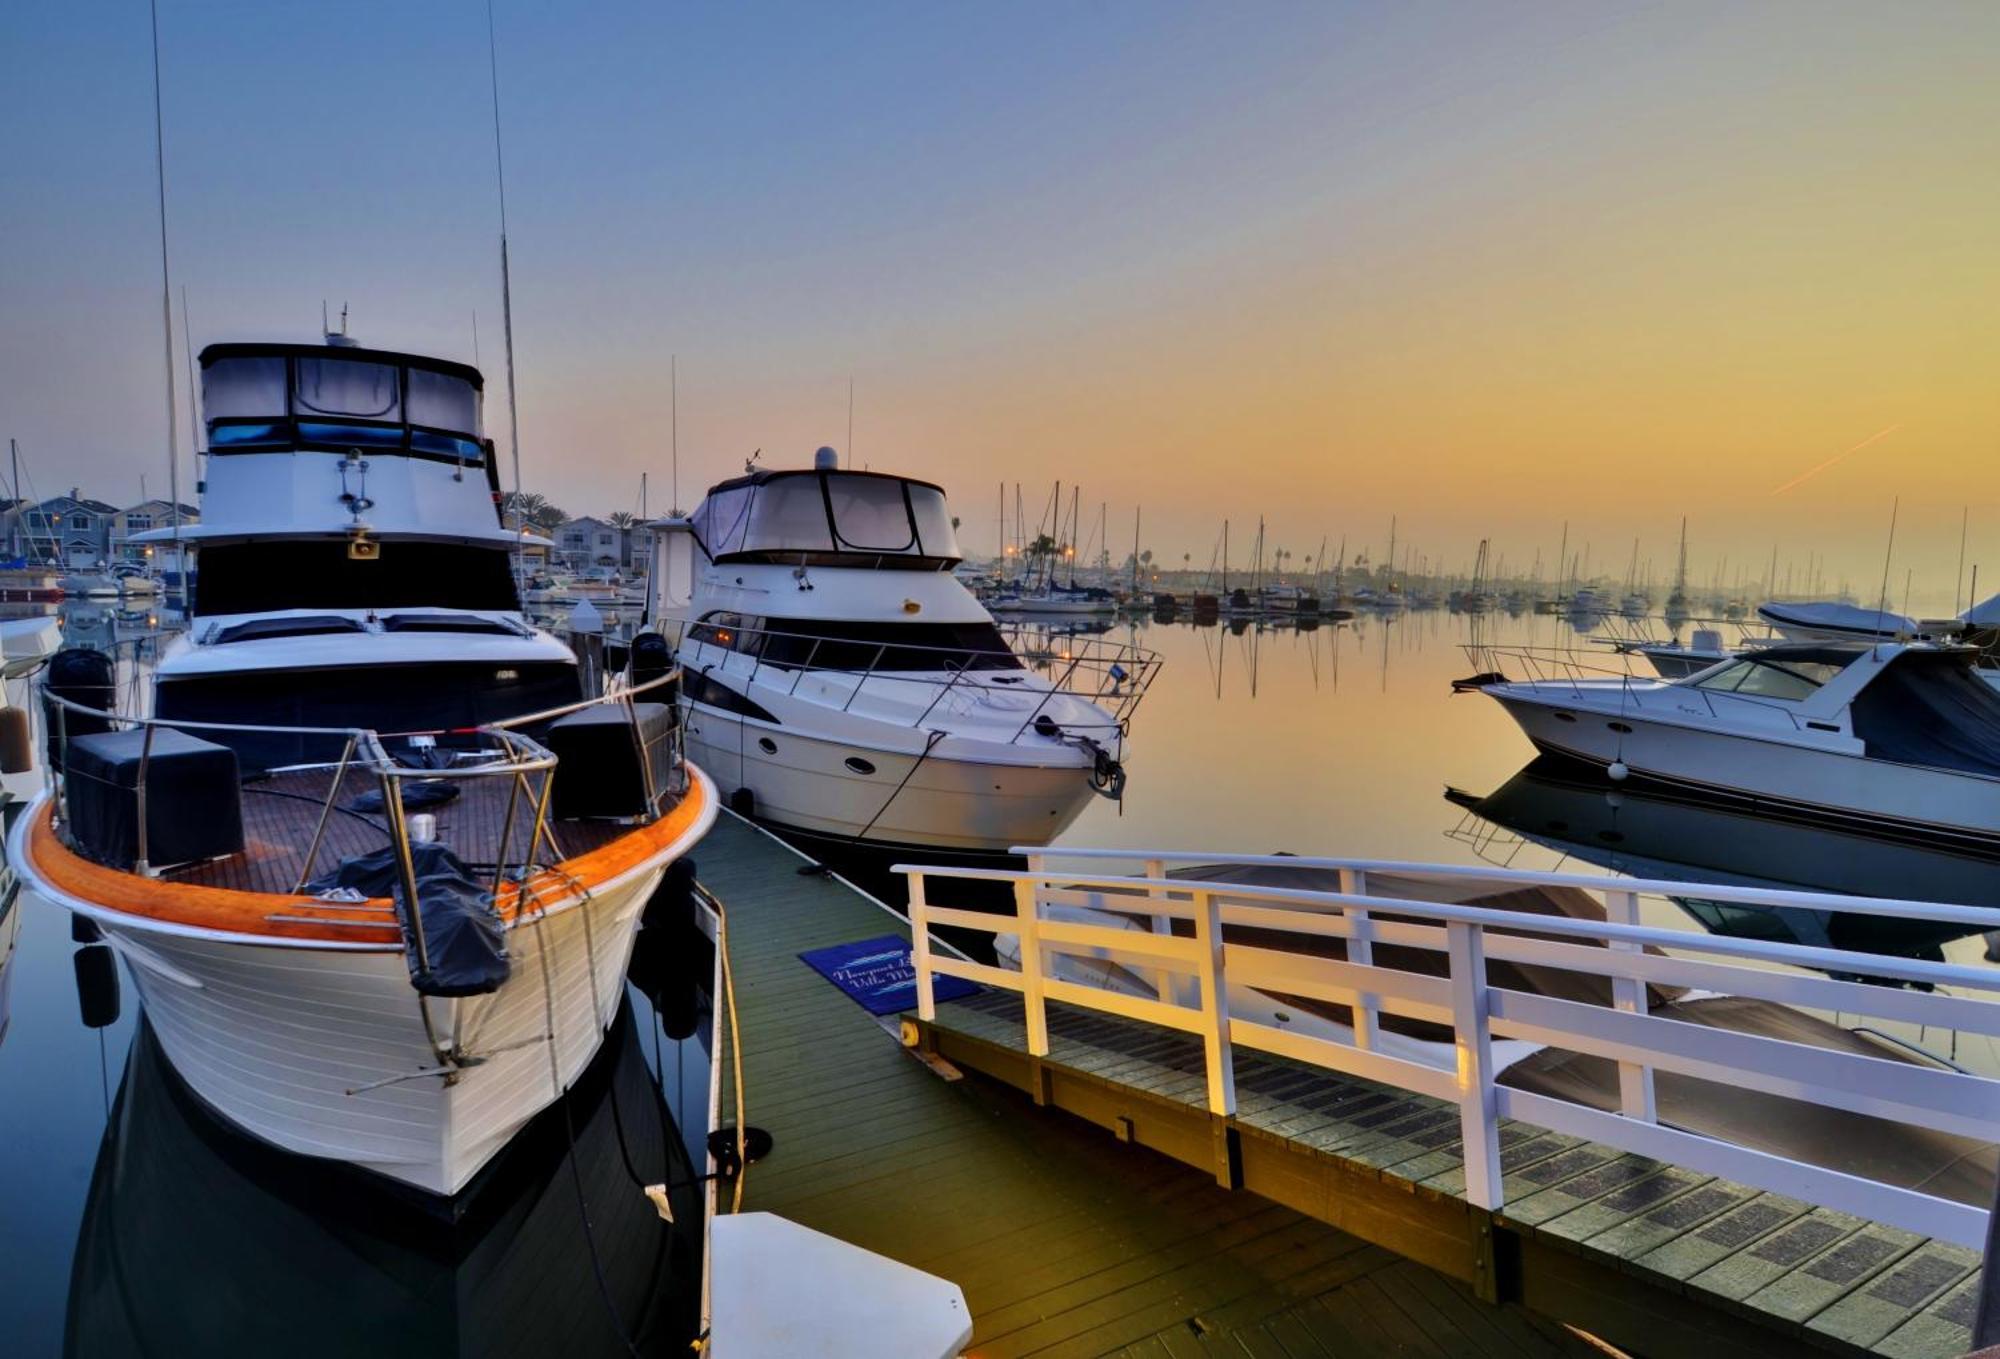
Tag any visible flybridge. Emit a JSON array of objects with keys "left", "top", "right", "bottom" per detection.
[
  {"left": 689, "top": 467, "right": 964, "bottom": 569},
  {"left": 131, "top": 337, "right": 521, "bottom": 550},
  {"left": 198, "top": 341, "right": 489, "bottom": 467}
]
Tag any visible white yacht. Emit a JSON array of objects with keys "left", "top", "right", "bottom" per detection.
[
  {"left": 647, "top": 450, "right": 1155, "bottom": 856},
  {"left": 1479, "top": 641, "right": 2000, "bottom": 849},
  {"left": 9, "top": 335, "right": 714, "bottom": 1195}
]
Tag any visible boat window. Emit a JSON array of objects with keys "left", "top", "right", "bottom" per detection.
[
  {"left": 192, "top": 542, "right": 520, "bottom": 616},
  {"left": 694, "top": 487, "right": 754, "bottom": 558},
  {"left": 826, "top": 476, "right": 916, "bottom": 552},
  {"left": 202, "top": 356, "right": 287, "bottom": 418},
  {"left": 294, "top": 359, "right": 401, "bottom": 421},
  {"left": 1694, "top": 657, "right": 1839, "bottom": 701},
  {"left": 908, "top": 484, "right": 959, "bottom": 558},
  {"left": 406, "top": 367, "right": 479, "bottom": 434},
  {"left": 757, "top": 617, "right": 1023, "bottom": 672},
  {"left": 745, "top": 478, "right": 834, "bottom": 553}
]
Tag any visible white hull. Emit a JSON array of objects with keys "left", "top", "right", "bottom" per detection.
[
  {"left": 685, "top": 707, "right": 1097, "bottom": 852},
  {"left": 1492, "top": 696, "right": 2000, "bottom": 842},
  {"left": 10, "top": 771, "right": 716, "bottom": 1195}
]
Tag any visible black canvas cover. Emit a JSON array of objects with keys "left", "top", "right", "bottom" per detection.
[
  {"left": 1850, "top": 649, "right": 2000, "bottom": 777},
  {"left": 64, "top": 728, "right": 244, "bottom": 869},
  {"left": 306, "top": 843, "right": 510, "bottom": 997}
]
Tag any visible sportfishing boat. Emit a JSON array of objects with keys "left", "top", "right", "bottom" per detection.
[
  {"left": 8, "top": 335, "right": 715, "bottom": 1195},
  {"left": 1477, "top": 640, "right": 2000, "bottom": 850},
  {"left": 647, "top": 450, "right": 1156, "bottom": 856}
]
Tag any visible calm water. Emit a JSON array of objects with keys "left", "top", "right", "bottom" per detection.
[{"left": 2, "top": 605, "right": 1994, "bottom": 1353}]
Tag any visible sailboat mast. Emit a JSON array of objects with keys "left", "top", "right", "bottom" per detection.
[{"left": 1130, "top": 505, "right": 1141, "bottom": 594}]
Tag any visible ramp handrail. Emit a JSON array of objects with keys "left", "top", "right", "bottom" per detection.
[{"left": 897, "top": 853, "right": 2000, "bottom": 1250}]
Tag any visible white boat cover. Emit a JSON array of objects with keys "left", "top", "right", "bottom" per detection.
[
  {"left": 1961, "top": 590, "right": 2000, "bottom": 627},
  {"left": 1757, "top": 599, "right": 1915, "bottom": 638}
]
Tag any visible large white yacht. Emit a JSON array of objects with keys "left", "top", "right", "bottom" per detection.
[
  {"left": 1478, "top": 641, "right": 2000, "bottom": 849},
  {"left": 9, "top": 335, "right": 714, "bottom": 1195},
  {"left": 647, "top": 450, "right": 1156, "bottom": 856}
]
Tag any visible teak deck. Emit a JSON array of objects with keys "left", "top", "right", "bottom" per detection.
[
  {"left": 914, "top": 991, "right": 1986, "bottom": 1359},
  {"left": 696, "top": 811, "right": 1608, "bottom": 1357}
]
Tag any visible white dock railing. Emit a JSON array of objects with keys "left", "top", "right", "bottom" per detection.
[{"left": 897, "top": 848, "right": 2000, "bottom": 1249}]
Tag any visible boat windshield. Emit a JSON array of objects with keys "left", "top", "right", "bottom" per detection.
[
  {"left": 1692, "top": 655, "right": 1850, "bottom": 701},
  {"left": 687, "top": 612, "right": 1022, "bottom": 672},
  {"left": 690, "top": 471, "right": 961, "bottom": 568}
]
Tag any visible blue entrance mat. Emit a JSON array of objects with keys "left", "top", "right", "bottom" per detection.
[{"left": 798, "top": 934, "right": 980, "bottom": 1016}]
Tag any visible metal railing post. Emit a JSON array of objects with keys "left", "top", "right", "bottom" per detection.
[
  {"left": 1339, "top": 868, "right": 1378, "bottom": 1051},
  {"left": 1191, "top": 888, "right": 1236, "bottom": 1116},
  {"left": 1604, "top": 888, "right": 1658, "bottom": 1121},
  {"left": 292, "top": 734, "right": 359, "bottom": 892},
  {"left": 133, "top": 722, "right": 157, "bottom": 875},
  {"left": 1013, "top": 875, "right": 1050, "bottom": 1056},
  {"left": 1447, "top": 921, "right": 1502, "bottom": 1210},
  {"left": 908, "top": 872, "right": 936, "bottom": 1022}
]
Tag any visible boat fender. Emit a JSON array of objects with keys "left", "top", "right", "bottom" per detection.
[
  {"left": 0, "top": 705, "right": 31, "bottom": 774},
  {"left": 70, "top": 911, "right": 102, "bottom": 944},
  {"left": 730, "top": 786, "right": 756, "bottom": 818},
  {"left": 1607, "top": 761, "right": 1629, "bottom": 782},
  {"left": 73, "top": 944, "right": 120, "bottom": 1029}
]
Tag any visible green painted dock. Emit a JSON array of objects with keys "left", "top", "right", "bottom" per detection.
[
  {"left": 914, "top": 989, "right": 1986, "bottom": 1359},
  {"left": 696, "top": 812, "right": 1604, "bottom": 1357}
]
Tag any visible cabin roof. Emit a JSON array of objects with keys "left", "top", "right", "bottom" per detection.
[
  {"left": 703, "top": 466, "right": 946, "bottom": 498},
  {"left": 198, "top": 341, "right": 484, "bottom": 389}
]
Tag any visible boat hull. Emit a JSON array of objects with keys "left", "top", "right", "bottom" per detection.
[
  {"left": 1489, "top": 693, "right": 2000, "bottom": 847},
  {"left": 684, "top": 707, "right": 1100, "bottom": 852},
  {"left": 9, "top": 770, "right": 716, "bottom": 1196}
]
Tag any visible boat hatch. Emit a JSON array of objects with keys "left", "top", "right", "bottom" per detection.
[
  {"left": 380, "top": 613, "right": 525, "bottom": 637},
  {"left": 212, "top": 615, "right": 367, "bottom": 646}
]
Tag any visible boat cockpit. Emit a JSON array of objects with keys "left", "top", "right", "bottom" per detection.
[{"left": 689, "top": 467, "right": 960, "bottom": 571}]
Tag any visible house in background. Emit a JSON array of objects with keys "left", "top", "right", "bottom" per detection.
[
  {"left": 556, "top": 516, "right": 633, "bottom": 573},
  {"left": 110, "top": 500, "right": 201, "bottom": 564},
  {"left": 11, "top": 491, "right": 119, "bottom": 568}
]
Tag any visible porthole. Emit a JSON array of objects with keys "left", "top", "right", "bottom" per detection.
[
  {"left": 757, "top": 737, "right": 777, "bottom": 755},
  {"left": 1553, "top": 711, "right": 1577, "bottom": 723},
  {"left": 1607, "top": 721, "right": 1632, "bottom": 734},
  {"left": 844, "top": 756, "right": 877, "bottom": 776}
]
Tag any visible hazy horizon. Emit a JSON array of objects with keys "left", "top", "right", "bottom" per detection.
[{"left": 4, "top": 2, "right": 1997, "bottom": 607}]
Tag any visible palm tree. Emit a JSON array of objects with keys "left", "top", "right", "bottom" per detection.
[
  {"left": 500, "top": 491, "right": 566, "bottom": 532},
  {"left": 606, "top": 511, "right": 637, "bottom": 530}
]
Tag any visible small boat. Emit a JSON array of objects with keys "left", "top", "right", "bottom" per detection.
[
  {"left": 1478, "top": 640, "right": 2000, "bottom": 851},
  {"left": 650, "top": 449, "right": 1155, "bottom": 856},
  {"left": 11, "top": 335, "right": 715, "bottom": 1195},
  {"left": 1613, "top": 626, "right": 1734, "bottom": 679},
  {"left": 1757, "top": 599, "right": 1928, "bottom": 643}
]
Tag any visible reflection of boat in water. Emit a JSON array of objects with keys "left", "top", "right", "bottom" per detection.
[
  {"left": 67, "top": 1005, "right": 703, "bottom": 1358},
  {"left": 1447, "top": 754, "right": 1994, "bottom": 956}
]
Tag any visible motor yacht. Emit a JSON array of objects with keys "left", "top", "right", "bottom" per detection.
[
  {"left": 646, "top": 450, "right": 1155, "bottom": 856},
  {"left": 1478, "top": 640, "right": 2000, "bottom": 850},
  {"left": 8, "top": 335, "right": 715, "bottom": 1195},
  {"left": 1757, "top": 599, "right": 1939, "bottom": 644}
]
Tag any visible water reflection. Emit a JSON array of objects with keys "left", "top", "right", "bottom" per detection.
[
  {"left": 67, "top": 1005, "right": 703, "bottom": 1359},
  {"left": 1449, "top": 754, "right": 1996, "bottom": 959}
]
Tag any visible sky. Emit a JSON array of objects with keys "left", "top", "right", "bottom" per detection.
[{"left": 3, "top": 2, "right": 1998, "bottom": 605}]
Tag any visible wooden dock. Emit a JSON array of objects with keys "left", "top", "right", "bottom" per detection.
[
  {"left": 916, "top": 990, "right": 1986, "bottom": 1359},
  {"left": 696, "top": 812, "right": 1606, "bottom": 1357}
]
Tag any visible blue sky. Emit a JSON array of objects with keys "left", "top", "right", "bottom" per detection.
[{"left": 4, "top": 3, "right": 1998, "bottom": 595}]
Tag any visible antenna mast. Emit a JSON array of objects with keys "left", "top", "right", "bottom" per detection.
[
  {"left": 487, "top": 0, "right": 525, "bottom": 569},
  {"left": 148, "top": 0, "right": 183, "bottom": 579}
]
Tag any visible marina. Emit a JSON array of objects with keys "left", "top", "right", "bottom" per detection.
[{"left": 8, "top": 3, "right": 2000, "bottom": 1355}]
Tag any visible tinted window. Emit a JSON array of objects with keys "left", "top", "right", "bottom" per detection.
[
  {"left": 194, "top": 542, "right": 520, "bottom": 616},
  {"left": 908, "top": 484, "right": 959, "bottom": 558},
  {"left": 406, "top": 367, "right": 479, "bottom": 434},
  {"left": 758, "top": 618, "right": 1022, "bottom": 672},
  {"left": 203, "top": 356, "right": 287, "bottom": 418}
]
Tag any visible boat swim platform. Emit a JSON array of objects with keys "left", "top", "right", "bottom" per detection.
[
  {"left": 694, "top": 811, "right": 1604, "bottom": 1358},
  {"left": 911, "top": 989, "right": 1986, "bottom": 1359}
]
